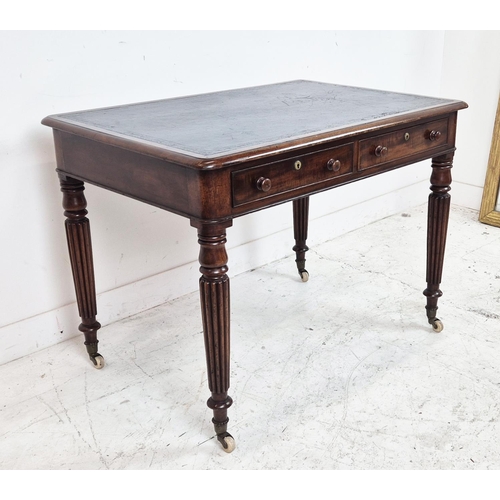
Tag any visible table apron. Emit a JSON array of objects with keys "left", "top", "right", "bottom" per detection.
[{"left": 53, "top": 113, "right": 457, "bottom": 222}]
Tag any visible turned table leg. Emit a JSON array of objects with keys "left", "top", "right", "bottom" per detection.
[
  {"left": 192, "top": 220, "right": 235, "bottom": 453},
  {"left": 59, "top": 174, "right": 104, "bottom": 368},
  {"left": 423, "top": 153, "right": 454, "bottom": 333},
  {"left": 292, "top": 196, "right": 310, "bottom": 282}
]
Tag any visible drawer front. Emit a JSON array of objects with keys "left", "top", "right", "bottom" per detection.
[
  {"left": 232, "top": 143, "right": 354, "bottom": 207},
  {"left": 359, "top": 118, "right": 449, "bottom": 170}
]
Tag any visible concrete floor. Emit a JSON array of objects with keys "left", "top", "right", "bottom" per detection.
[{"left": 1, "top": 204, "right": 500, "bottom": 470}]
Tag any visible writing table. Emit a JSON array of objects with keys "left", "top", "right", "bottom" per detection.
[{"left": 42, "top": 80, "right": 467, "bottom": 453}]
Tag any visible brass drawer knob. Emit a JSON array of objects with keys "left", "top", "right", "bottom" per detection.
[
  {"left": 327, "top": 159, "right": 341, "bottom": 172},
  {"left": 374, "top": 145, "right": 388, "bottom": 157},
  {"left": 429, "top": 130, "right": 442, "bottom": 141},
  {"left": 256, "top": 176, "right": 272, "bottom": 192}
]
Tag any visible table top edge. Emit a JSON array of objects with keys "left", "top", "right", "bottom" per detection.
[{"left": 42, "top": 102, "right": 466, "bottom": 169}]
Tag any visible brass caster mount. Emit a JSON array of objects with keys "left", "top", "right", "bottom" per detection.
[
  {"left": 299, "top": 269, "right": 309, "bottom": 282},
  {"left": 426, "top": 307, "right": 444, "bottom": 333},
  {"left": 89, "top": 353, "right": 105, "bottom": 369},
  {"left": 86, "top": 342, "right": 105, "bottom": 369},
  {"left": 217, "top": 432, "right": 236, "bottom": 453},
  {"left": 430, "top": 318, "right": 444, "bottom": 333},
  {"left": 213, "top": 415, "right": 236, "bottom": 453}
]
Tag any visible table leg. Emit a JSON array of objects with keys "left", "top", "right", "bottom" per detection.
[
  {"left": 59, "top": 174, "right": 104, "bottom": 368},
  {"left": 292, "top": 196, "right": 310, "bottom": 282},
  {"left": 423, "top": 152, "right": 454, "bottom": 333},
  {"left": 194, "top": 220, "right": 235, "bottom": 453}
]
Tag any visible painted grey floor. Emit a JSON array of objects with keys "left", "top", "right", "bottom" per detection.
[{"left": 1, "top": 204, "right": 499, "bottom": 470}]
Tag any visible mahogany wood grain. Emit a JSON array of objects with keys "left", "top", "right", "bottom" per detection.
[
  {"left": 293, "top": 197, "right": 310, "bottom": 279},
  {"left": 192, "top": 219, "right": 233, "bottom": 449},
  {"left": 59, "top": 174, "right": 102, "bottom": 365},
  {"left": 423, "top": 152, "right": 454, "bottom": 329}
]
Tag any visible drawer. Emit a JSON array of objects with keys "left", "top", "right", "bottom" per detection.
[
  {"left": 359, "top": 118, "right": 449, "bottom": 171},
  {"left": 232, "top": 143, "right": 354, "bottom": 207}
]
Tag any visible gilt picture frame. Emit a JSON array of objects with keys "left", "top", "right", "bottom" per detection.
[{"left": 479, "top": 93, "right": 500, "bottom": 227}]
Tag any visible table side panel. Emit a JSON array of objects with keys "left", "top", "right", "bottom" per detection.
[{"left": 54, "top": 130, "right": 233, "bottom": 220}]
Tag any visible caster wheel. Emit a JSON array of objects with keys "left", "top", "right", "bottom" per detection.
[
  {"left": 217, "top": 433, "right": 236, "bottom": 453},
  {"left": 90, "top": 354, "right": 105, "bottom": 369},
  {"left": 299, "top": 270, "right": 309, "bottom": 282},
  {"left": 431, "top": 319, "right": 444, "bottom": 333}
]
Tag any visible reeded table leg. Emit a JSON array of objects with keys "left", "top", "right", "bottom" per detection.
[
  {"left": 423, "top": 153, "right": 454, "bottom": 333},
  {"left": 292, "top": 196, "right": 310, "bottom": 282},
  {"left": 193, "top": 219, "right": 235, "bottom": 453},
  {"left": 59, "top": 174, "right": 104, "bottom": 368}
]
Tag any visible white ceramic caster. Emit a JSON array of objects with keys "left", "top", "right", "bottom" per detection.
[
  {"left": 300, "top": 270, "right": 309, "bottom": 282},
  {"left": 90, "top": 354, "right": 105, "bottom": 369},
  {"left": 218, "top": 434, "right": 236, "bottom": 453},
  {"left": 432, "top": 319, "right": 444, "bottom": 333}
]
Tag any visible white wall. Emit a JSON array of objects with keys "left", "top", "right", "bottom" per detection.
[
  {"left": 1, "top": 30, "right": 488, "bottom": 366},
  {"left": 440, "top": 30, "right": 500, "bottom": 209}
]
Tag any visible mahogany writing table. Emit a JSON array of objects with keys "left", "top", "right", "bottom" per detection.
[{"left": 42, "top": 80, "right": 467, "bottom": 453}]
